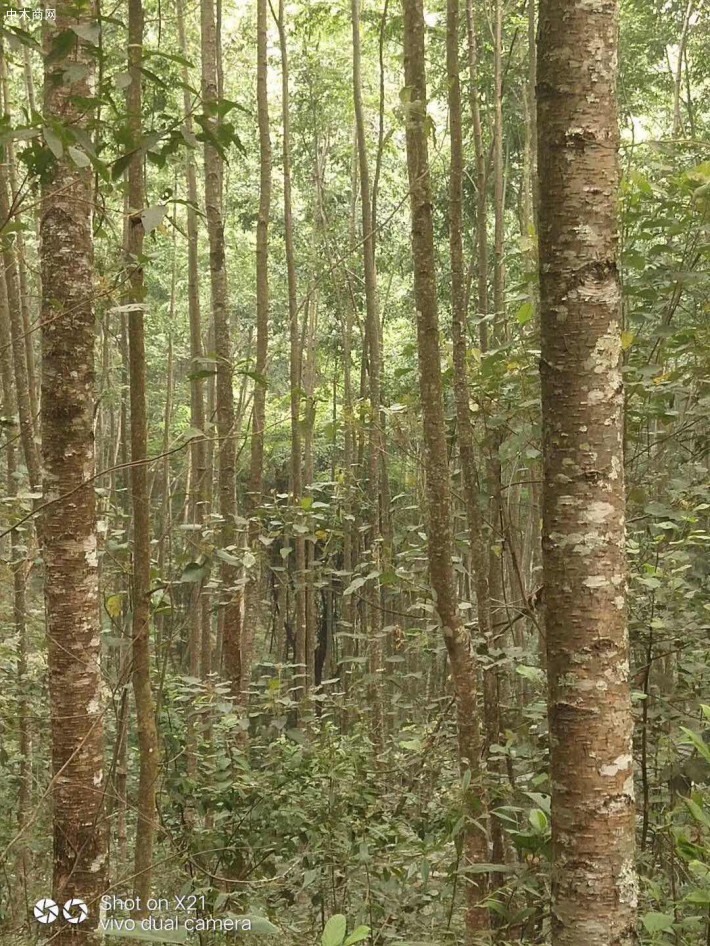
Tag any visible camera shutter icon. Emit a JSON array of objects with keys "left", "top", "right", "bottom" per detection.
[
  {"left": 34, "top": 899, "right": 60, "bottom": 924},
  {"left": 63, "top": 898, "right": 89, "bottom": 924}
]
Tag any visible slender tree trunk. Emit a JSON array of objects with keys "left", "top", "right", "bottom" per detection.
[
  {"left": 243, "top": 0, "right": 272, "bottom": 694},
  {"left": 672, "top": 0, "right": 694, "bottom": 137},
  {"left": 446, "top": 0, "right": 492, "bottom": 931},
  {"left": 126, "top": 0, "right": 159, "bottom": 910},
  {"left": 177, "top": 0, "right": 209, "bottom": 776},
  {"left": 0, "top": 54, "right": 39, "bottom": 426},
  {"left": 40, "top": 4, "right": 108, "bottom": 938},
  {"left": 0, "top": 249, "right": 32, "bottom": 926},
  {"left": 402, "top": 0, "right": 488, "bottom": 938},
  {"left": 0, "top": 93, "right": 40, "bottom": 489},
  {"left": 537, "top": 0, "right": 638, "bottom": 942},
  {"left": 352, "top": 0, "right": 385, "bottom": 739},
  {"left": 465, "top": 0, "right": 489, "bottom": 348},
  {"left": 276, "top": 0, "right": 308, "bottom": 704},
  {"left": 201, "top": 0, "right": 241, "bottom": 697}
]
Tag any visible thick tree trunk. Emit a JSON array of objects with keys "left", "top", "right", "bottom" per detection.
[
  {"left": 402, "top": 0, "right": 488, "bottom": 938},
  {"left": 40, "top": 3, "right": 108, "bottom": 939},
  {"left": 537, "top": 0, "right": 638, "bottom": 942},
  {"left": 126, "top": 0, "right": 159, "bottom": 910}
]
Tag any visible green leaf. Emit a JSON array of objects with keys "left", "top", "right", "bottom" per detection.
[
  {"left": 45, "top": 30, "right": 77, "bottom": 65},
  {"left": 68, "top": 146, "right": 91, "bottom": 168},
  {"left": 322, "top": 915, "right": 347, "bottom": 946},
  {"left": 344, "top": 927, "right": 371, "bottom": 946},
  {"left": 71, "top": 22, "right": 100, "bottom": 43},
  {"left": 111, "top": 151, "right": 136, "bottom": 181},
  {"left": 641, "top": 912, "right": 674, "bottom": 934},
  {"left": 343, "top": 576, "right": 366, "bottom": 596},
  {"left": 43, "top": 126, "right": 63, "bottom": 159},
  {"left": 215, "top": 549, "right": 241, "bottom": 567},
  {"left": 528, "top": 808, "right": 549, "bottom": 834},
  {"left": 516, "top": 301, "right": 534, "bottom": 325},
  {"left": 180, "top": 562, "right": 207, "bottom": 583},
  {"left": 227, "top": 914, "right": 279, "bottom": 934}
]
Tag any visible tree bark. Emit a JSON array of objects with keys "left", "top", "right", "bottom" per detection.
[
  {"left": 352, "top": 0, "right": 385, "bottom": 739},
  {"left": 276, "top": 0, "right": 308, "bottom": 703},
  {"left": 243, "top": 0, "right": 272, "bottom": 694},
  {"left": 537, "top": 0, "right": 638, "bottom": 941},
  {"left": 126, "top": 0, "right": 159, "bottom": 910},
  {"left": 201, "top": 0, "right": 241, "bottom": 697},
  {"left": 446, "top": 0, "right": 492, "bottom": 930},
  {"left": 402, "top": 0, "right": 488, "bottom": 938},
  {"left": 40, "top": 3, "right": 108, "bottom": 938}
]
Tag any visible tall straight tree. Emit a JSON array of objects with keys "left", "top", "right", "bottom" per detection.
[
  {"left": 126, "top": 0, "right": 159, "bottom": 911},
  {"left": 537, "top": 0, "right": 638, "bottom": 943},
  {"left": 243, "top": 0, "right": 272, "bottom": 691},
  {"left": 40, "top": 1, "right": 108, "bottom": 939},
  {"left": 352, "top": 0, "right": 385, "bottom": 740},
  {"left": 446, "top": 0, "right": 492, "bottom": 928},
  {"left": 276, "top": 0, "right": 308, "bottom": 699},
  {"left": 177, "top": 0, "right": 209, "bottom": 696},
  {"left": 201, "top": 0, "right": 241, "bottom": 695},
  {"left": 402, "top": 0, "right": 488, "bottom": 937}
]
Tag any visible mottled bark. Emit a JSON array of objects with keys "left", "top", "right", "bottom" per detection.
[
  {"left": 126, "top": 0, "right": 159, "bottom": 910},
  {"left": 537, "top": 0, "right": 638, "bottom": 943},
  {"left": 402, "top": 0, "right": 488, "bottom": 939},
  {"left": 40, "top": 2, "right": 108, "bottom": 939}
]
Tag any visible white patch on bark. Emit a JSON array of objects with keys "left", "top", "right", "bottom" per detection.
[
  {"left": 583, "top": 501, "right": 615, "bottom": 523},
  {"left": 600, "top": 753, "right": 632, "bottom": 776},
  {"left": 87, "top": 695, "right": 101, "bottom": 716},
  {"left": 583, "top": 575, "right": 608, "bottom": 588},
  {"left": 89, "top": 851, "right": 106, "bottom": 873}
]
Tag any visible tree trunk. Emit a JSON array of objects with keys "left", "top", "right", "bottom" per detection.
[
  {"left": 402, "top": 0, "right": 488, "bottom": 938},
  {"left": 40, "top": 3, "right": 108, "bottom": 938},
  {"left": 537, "top": 0, "right": 638, "bottom": 941},
  {"left": 465, "top": 0, "right": 488, "bottom": 349},
  {"left": 446, "top": 0, "right": 492, "bottom": 930},
  {"left": 352, "top": 0, "right": 386, "bottom": 741},
  {"left": 126, "top": 0, "right": 159, "bottom": 910},
  {"left": 243, "top": 0, "right": 272, "bottom": 694},
  {"left": 201, "top": 0, "right": 241, "bottom": 697},
  {"left": 276, "top": 0, "right": 308, "bottom": 704}
]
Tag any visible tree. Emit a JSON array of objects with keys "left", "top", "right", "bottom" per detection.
[
  {"left": 537, "top": 0, "right": 638, "bottom": 942},
  {"left": 243, "top": 0, "right": 272, "bottom": 692},
  {"left": 124, "top": 0, "right": 159, "bottom": 911},
  {"left": 201, "top": 0, "right": 241, "bottom": 696},
  {"left": 402, "top": 0, "right": 489, "bottom": 937},
  {"left": 39, "top": 1, "right": 108, "bottom": 939}
]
